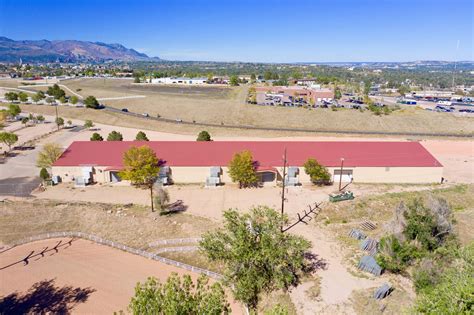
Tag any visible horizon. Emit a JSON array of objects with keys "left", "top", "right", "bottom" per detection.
[{"left": 0, "top": 0, "right": 473, "bottom": 63}]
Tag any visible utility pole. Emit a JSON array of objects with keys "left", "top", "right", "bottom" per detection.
[
  {"left": 55, "top": 104, "right": 59, "bottom": 131},
  {"left": 338, "top": 158, "right": 344, "bottom": 192},
  {"left": 280, "top": 148, "right": 287, "bottom": 232}
]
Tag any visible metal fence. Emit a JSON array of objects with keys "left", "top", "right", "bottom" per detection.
[{"left": 7, "top": 231, "right": 222, "bottom": 279}]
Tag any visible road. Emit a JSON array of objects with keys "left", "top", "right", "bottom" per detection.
[{"left": 103, "top": 105, "right": 474, "bottom": 138}]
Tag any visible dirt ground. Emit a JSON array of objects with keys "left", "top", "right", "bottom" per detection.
[
  {"left": 9, "top": 77, "right": 473, "bottom": 136},
  {"left": 0, "top": 238, "right": 243, "bottom": 314}
]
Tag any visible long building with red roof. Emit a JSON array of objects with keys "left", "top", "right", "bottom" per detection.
[{"left": 52, "top": 141, "right": 443, "bottom": 185}]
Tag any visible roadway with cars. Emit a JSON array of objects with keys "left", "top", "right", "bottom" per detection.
[{"left": 102, "top": 105, "right": 473, "bottom": 138}]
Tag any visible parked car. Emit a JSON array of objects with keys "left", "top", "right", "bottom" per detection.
[
  {"left": 121, "top": 108, "right": 128, "bottom": 112},
  {"left": 142, "top": 113, "right": 149, "bottom": 117}
]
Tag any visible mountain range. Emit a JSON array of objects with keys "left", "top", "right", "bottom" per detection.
[{"left": 0, "top": 37, "right": 157, "bottom": 63}]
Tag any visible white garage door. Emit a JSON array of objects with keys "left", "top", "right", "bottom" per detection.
[{"left": 333, "top": 170, "right": 353, "bottom": 182}]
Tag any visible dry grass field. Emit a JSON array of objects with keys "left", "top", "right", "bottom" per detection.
[
  {"left": 316, "top": 184, "right": 474, "bottom": 246},
  {"left": 0, "top": 199, "right": 217, "bottom": 249},
  {"left": 8, "top": 78, "right": 472, "bottom": 137}
]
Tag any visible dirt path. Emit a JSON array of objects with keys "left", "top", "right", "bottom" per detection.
[
  {"left": 288, "top": 224, "right": 380, "bottom": 314},
  {"left": 0, "top": 238, "right": 243, "bottom": 314}
]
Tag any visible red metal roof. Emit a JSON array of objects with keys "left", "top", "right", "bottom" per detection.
[{"left": 53, "top": 141, "right": 442, "bottom": 168}]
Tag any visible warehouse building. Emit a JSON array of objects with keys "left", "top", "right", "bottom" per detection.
[
  {"left": 149, "top": 77, "right": 207, "bottom": 85},
  {"left": 52, "top": 141, "right": 443, "bottom": 186}
]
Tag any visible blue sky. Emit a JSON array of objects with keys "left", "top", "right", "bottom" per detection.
[{"left": 0, "top": 0, "right": 472, "bottom": 62}]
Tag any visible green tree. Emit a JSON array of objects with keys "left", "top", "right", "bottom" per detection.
[
  {"left": 36, "top": 143, "right": 63, "bottom": 169},
  {"left": 18, "top": 92, "right": 28, "bottom": 102},
  {"left": 200, "top": 206, "right": 312, "bottom": 311},
  {"left": 7, "top": 104, "right": 21, "bottom": 117},
  {"left": 414, "top": 244, "right": 473, "bottom": 314},
  {"left": 134, "top": 76, "right": 140, "bottom": 83},
  {"left": 84, "top": 96, "right": 100, "bottom": 109},
  {"left": 129, "top": 273, "right": 230, "bottom": 314},
  {"left": 45, "top": 97, "right": 55, "bottom": 105},
  {"left": 119, "top": 145, "right": 159, "bottom": 211},
  {"left": 196, "top": 130, "right": 212, "bottom": 141},
  {"left": 70, "top": 95, "right": 79, "bottom": 105},
  {"left": 135, "top": 131, "right": 149, "bottom": 141},
  {"left": 4, "top": 92, "right": 18, "bottom": 101},
  {"left": 21, "top": 117, "right": 29, "bottom": 126},
  {"left": 58, "top": 96, "right": 67, "bottom": 104},
  {"left": 55, "top": 117, "right": 64, "bottom": 128},
  {"left": 229, "top": 75, "right": 239, "bottom": 86},
  {"left": 304, "top": 158, "right": 331, "bottom": 185},
  {"left": 334, "top": 86, "right": 342, "bottom": 100},
  {"left": 47, "top": 84, "right": 65, "bottom": 99},
  {"left": 228, "top": 150, "right": 258, "bottom": 188},
  {"left": 90, "top": 132, "right": 103, "bottom": 141},
  {"left": 32, "top": 93, "right": 42, "bottom": 104},
  {"left": 39, "top": 167, "right": 50, "bottom": 182},
  {"left": 36, "top": 115, "right": 45, "bottom": 123},
  {"left": 250, "top": 73, "right": 256, "bottom": 82},
  {"left": 84, "top": 120, "right": 94, "bottom": 129},
  {"left": 107, "top": 130, "right": 123, "bottom": 141},
  {"left": 0, "top": 131, "right": 18, "bottom": 152}
]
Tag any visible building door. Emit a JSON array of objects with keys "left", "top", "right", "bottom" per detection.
[
  {"left": 110, "top": 171, "right": 121, "bottom": 183},
  {"left": 258, "top": 171, "right": 276, "bottom": 184},
  {"left": 333, "top": 169, "right": 353, "bottom": 182}
]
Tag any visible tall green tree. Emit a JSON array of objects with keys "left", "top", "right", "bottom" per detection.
[
  {"left": 0, "top": 131, "right": 18, "bottom": 152},
  {"left": 200, "top": 206, "right": 312, "bottom": 311},
  {"left": 70, "top": 95, "right": 79, "bottom": 105},
  {"left": 229, "top": 75, "right": 239, "bottom": 86},
  {"left": 129, "top": 273, "right": 230, "bottom": 314},
  {"left": 55, "top": 117, "right": 64, "bottom": 129},
  {"left": 228, "top": 150, "right": 258, "bottom": 188},
  {"left": 304, "top": 158, "right": 331, "bottom": 185},
  {"left": 135, "top": 131, "right": 149, "bottom": 141},
  {"left": 47, "top": 84, "right": 65, "bottom": 99},
  {"left": 334, "top": 86, "right": 342, "bottom": 100},
  {"left": 7, "top": 104, "right": 21, "bottom": 117},
  {"left": 4, "top": 92, "right": 18, "bottom": 101},
  {"left": 18, "top": 92, "right": 28, "bottom": 102},
  {"left": 119, "top": 145, "right": 159, "bottom": 211},
  {"left": 107, "top": 130, "right": 123, "bottom": 141},
  {"left": 32, "top": 93, "right": 42, "bottom": 104},
  {"left": 36, "top": 143, "right": 63, "bottom": 169}
]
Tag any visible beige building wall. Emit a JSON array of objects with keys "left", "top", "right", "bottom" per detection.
[
  {"left": 287, "top": 166, "right": 443, "bottom": 184},
  {"left": 52, "top": 166, "right": 109, "bottom": 183},
  {"left": 52, "top": 165, "right": 443, "bottom": 185}
]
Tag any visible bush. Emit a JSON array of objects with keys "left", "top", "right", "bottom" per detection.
[
  {"left": 39, "top": 168, "right": 50, "bottom": 181},
  {"left": 414, "top": 244, "right": 474, "bottom": 314},
  {"left": 135, "top": 131, "right": 149, "bottom": 141},
  {"left": 304, "top": 158, "right": 331, "bottom": 185},
  {"left": 376, "top": 236, "right": 421, "bottom": 273},
  {"left": 107, "top": 131, "right": 123, "bottom": 141},
  {"left": 90, "top": 133, "right": 103, "bottom": 141},
  {"left": 84, "top": 96, "right": 100, "bottom": 109},
  {"left": 196, "top": 130, "right": 211, "bottom": 141}
]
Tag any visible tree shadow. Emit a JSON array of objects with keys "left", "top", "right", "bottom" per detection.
[
  {"left": 303, "top": 252, "right": 328, "bottom": 273},
  {"left": 0, "top": 279, "right": 95, "bottom": 314}
]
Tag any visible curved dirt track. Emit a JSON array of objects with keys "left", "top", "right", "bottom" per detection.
[{"left": 0, "top": 238, "right": 242, "bottom": 314}]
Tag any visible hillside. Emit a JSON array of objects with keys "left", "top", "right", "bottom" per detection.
[{"left": 0, "top": 37, "right": 156, "bottom": 62}]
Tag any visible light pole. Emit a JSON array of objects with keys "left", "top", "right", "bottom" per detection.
[
  {"left": 280, "top": 148, "right": 287, "bottom": 232},
  {"left": 338, "top": 158, "right": 344, "bottom": 192}
]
